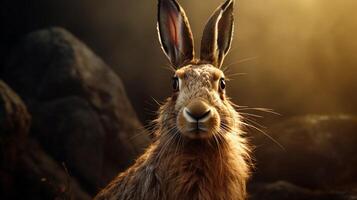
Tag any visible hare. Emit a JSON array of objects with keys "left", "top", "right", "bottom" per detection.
[{"left": 95, "top": 0, "right": 251, "bottom": 199}]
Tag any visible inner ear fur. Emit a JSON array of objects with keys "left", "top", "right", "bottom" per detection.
[
  {"left": 200, "top": 0, "right": 234, "bottom": 68},
  {"left": 158, "top": 0, "right": 195, "bottom": 68}
]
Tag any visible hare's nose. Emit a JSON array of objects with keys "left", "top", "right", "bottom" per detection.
[{"left": 183, "top": 99, "right": 211, "bottom": 122}]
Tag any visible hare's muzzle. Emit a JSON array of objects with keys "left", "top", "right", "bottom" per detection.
[
  {"left": 184, "top": 100, "right": 211, "bottom": 122},
  {"left": 179, "top": 98, "right": 218, "bottom": 139}
]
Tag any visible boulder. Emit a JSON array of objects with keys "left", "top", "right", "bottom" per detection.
[
  {"left": 0, "top": 80, "right": 30, "bottom": 143},
  {"left": 0, "top": 80, "right": 30, "bottom": 170},
  {"left": 250, "top": 181, "right": 357, "bottom": 200},
  {"left": 0, "top": 80, "right": 90, "bottom": 199},
  {"left": 10, "top": 139, "right": 91, "bottom": 200},
  {"left": 252, "top": 115, "right": 357, "bottom": 189},
  {"left": 2, "top": 27, "right": 150, "bottom": 194},
  {"left": 0, "top": 80, "right": 31, "bottom": 198}
]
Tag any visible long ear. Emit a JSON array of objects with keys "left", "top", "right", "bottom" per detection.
[
  {"left": 158, "top": 0, "right": 195, "bottom": 68},
  {"left": 200, "top": 0, "right": 234, "bottom": 68}
]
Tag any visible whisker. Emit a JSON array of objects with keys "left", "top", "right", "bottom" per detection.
[
  {"left": 235, "top": 106, "right": 281, "bottom": 116},
  {"left": 225, "top": 72, "right": 248, "bottom": 80},
  {"left": 128, "top": 129, "right": 150, "bottom": 142},
  {"left": 239, "top": 112, "right": 263, "bottom": 119},
  {"left": 151, "top": 97, "right": 163, "bottom": 106},
  {"left": 240, "top": 121, "right": 285, "bottom": 151},
  {"left": 250, "top": 108, "right": 280, "bottom": 116},
  {"left": 243, "top": 117, "right": 266, "bottom": 129},
  {"left": 221, "top": 56, "right": 258, "bottom": 72},
  {"left": 160, "top": 62, "right": 176, "bottom": 72},
  {"left": 212, "top": 130, "right": 223, "bottom": 176},
  {"left": 156, "top": 132, "right": 176, "bottom": 162},
  {"left": 173, "top": 129, "right": 182, "bottom": 156}
]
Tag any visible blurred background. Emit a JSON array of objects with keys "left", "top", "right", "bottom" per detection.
[
  {"left": 1, "top": 0, "right": 357, "bottom": 199},
  {"left": 2, "top": 0, "right": 357, "bottom": 123}
]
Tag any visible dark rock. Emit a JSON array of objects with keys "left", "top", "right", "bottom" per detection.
[
  {"left": 2, "top": 27, "right": 150, "bottom": 194},
  {"left": 11, "top": 139, "right": 91, "bottom": 200},
  {"left": 0, "top": 80, "right": 31, "bottom": 198},
  {"left": 252, "top": 115, "right": 357, "bottom": 189},
  {"left": 0, "top": 80, "right": 30, "bottom": 168},
  {"left": 0, "top": 80, "right": 89, "bottom": 199},
  {"left": 250, "top": 181, "right": 357, "bottom": 200},
  {"left": 0, "top": 80, "right": 31, "bottom": 139},
  {"left": 250, "top": 181, "right": 317, "bottom": 200},
  {"left": 33, "top": 97, "right": 107, "bottom": 190}
]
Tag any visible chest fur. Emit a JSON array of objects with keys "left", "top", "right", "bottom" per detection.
[{"left": 146, "top": 149, "right": 247, "bottom": 200}]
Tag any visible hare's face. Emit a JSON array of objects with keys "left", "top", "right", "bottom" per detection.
[
  {"left": 157, "top": 0, "right": 236, "bottom": 139},
  {"left": 172, "top": 64, "right": 236, "bottom": 139}
]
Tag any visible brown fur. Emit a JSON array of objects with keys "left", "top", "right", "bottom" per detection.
[
  {"left": 95, "top": 0, "right": 251, "bottom": 199},
  {"left": 95, "top": 65, "right": 251, "bottom": 200}
]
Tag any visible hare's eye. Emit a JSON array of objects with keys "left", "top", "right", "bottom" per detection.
[
  {"left": 219, "top": 78, "right": 226, "bottom": 90},
  {"left": 172, "top": 77, "right": 179, "bottom": 92}
]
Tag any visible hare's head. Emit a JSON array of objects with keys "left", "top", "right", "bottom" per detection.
[{"left": 157, "top": 0, "right": 239, "bottom": 140}]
